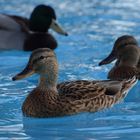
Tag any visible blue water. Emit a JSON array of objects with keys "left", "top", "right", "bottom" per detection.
[{"left": 0, "top": 0, "right": 140, "bottom": 139}]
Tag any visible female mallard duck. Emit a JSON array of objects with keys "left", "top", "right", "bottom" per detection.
[
  {"left": 12, "top": 48, "right": 137, "bottom": 118},
  {"left": 0, "top": 4, "right": 68, "bottom": 51},
  {"left": 99, "top": 35, "right": 140, "bottom": 80}
]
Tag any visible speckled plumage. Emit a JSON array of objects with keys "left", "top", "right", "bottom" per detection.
[{"left": 13, "top": 48, "right": 137, "bottom": 118}]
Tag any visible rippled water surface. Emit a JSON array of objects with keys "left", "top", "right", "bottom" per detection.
[{"left": 0, "top": 0, "right": 140, "bottom": 140}]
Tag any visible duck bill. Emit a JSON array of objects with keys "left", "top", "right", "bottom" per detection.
[
  {"left": 12, "top": 64, "right": 35, "bottom": 81},
  {"left": 99, "top": 50, "right": 116, "bottom": 66},
  {"left": 50, "top": 19, "right": 68, "bottom": 36}
]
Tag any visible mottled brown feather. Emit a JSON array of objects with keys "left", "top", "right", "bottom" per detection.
[
  {"left": 21, "top": 78, "right": 137, "bottom": 118},
  {"left": 14, "top": 48, "right": 137, "bottom": 118}
]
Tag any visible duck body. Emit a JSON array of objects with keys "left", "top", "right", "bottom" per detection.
[
  {"left": 0, "top": 5, "right": 67, "bottom": 51},
  {"left": 99, "top": 35, "right": 140, "bottom": 80},
  {"left": 22, "top": 79, "right": 136, "bottom": 118},
  {"left": 13, "top": 48, "right": 137, "bottom": 118}
]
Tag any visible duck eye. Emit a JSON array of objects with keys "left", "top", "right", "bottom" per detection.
[
  {"left": 32, "top": 56, "right": 46, "bottom": 64},
  {"left": 39, "top": 56, "right": 45, "bottom": 59}
]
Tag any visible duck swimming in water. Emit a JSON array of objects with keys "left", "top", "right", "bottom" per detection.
[
  {"left": 99, "top": 35, "right": 140, "bottom": 80},
  {"left": 12, "top": 48, "right": 137, "bottom": 118},
  {"left": 0, "top": 4, "right": 68, "bottom": 51}
]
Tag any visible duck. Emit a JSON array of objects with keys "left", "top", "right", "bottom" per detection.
[
  {"left": 12, "top": 48, "right": 137, "bottom": 118},
  {"left": 0, "top": 4, "right": 68, "bottom": 51},
  {"left": 99, "top": 35, "right": 140, "bottom": 80}
]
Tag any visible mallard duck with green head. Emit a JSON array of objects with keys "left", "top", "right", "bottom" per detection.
[{"left": 0, "top": 4, "right": 68, "bottom": 51}]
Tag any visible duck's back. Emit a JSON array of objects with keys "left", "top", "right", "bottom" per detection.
[
  {"left": 0, "top": 14, "right": 26, "bottom": 50},
  {"left": 0, "top": 14, "right": 22, "bottom": 30}
]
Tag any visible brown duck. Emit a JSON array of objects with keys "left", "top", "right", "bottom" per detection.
[
  {"left": 99, "top": 35, "right": 140, "bottom": 80},
  {"left": 12, "top": 48, "right": 137, "bottom": 118}
]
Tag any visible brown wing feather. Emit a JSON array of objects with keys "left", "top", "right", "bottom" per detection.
[
  {"left": 57, "top": 80, "right": 97, "bottom": 94},
  {"left": 57, "top": 80, "right": 106, "bottom": 100}
]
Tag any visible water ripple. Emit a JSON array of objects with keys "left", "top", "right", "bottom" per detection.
[{"left": 0, "top": 0, "right": 140, "bottom": 140}]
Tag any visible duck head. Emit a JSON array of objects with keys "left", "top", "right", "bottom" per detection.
[
  {"left": 99, "top": 35, "right": 138, "bottom": 66},
  {"left": 12, "top": 48, "right": 58, "bottom": 87},
  {"left": 29, "top": 5, "right": 68, "bottom": 36}
]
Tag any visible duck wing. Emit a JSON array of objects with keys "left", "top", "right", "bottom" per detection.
[
  {"left": 0, "top": 14, "right": 22, "bottom": 31},
  {"left": 57, "top": 78, "right": 137, "bottom": 100},
  {"left": 57, "top": 80, "right": 98, "bottom": 94},
  {"left": 57, "top": 80, "right": 105, "bottom": 100},
  {"left": 8, "top": 15, "right": 29, "bottom": 26},
  {"left": 8, "top": 15, "right": 29, "bottom": 32},
  {"left": 0, "top": 14, "right": 28, "bottom": 50}
]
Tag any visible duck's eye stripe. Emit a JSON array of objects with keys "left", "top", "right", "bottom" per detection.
[
  {"left": 32, "top": 58, "right": 39, "bottom": 64},
  {"left": 32, "top": 56, "right": 48, "bottom": 64},
  {"left": 119, "top": 42, "right": 138, "bottom": 48}
]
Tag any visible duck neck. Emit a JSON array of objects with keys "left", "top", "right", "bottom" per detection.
[
  {"left": 38, "top": 74, "right": 58, "bottom": 93},
  {"left": 29, "top": 20, "right": 49, "bottom": 33}
]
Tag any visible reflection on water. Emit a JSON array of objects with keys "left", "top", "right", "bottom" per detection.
[{"left": 0, "top": 0, "right": 140, "bottom": 139}]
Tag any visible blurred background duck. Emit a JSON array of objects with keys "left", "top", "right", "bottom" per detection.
[
  {"left": 12, "top": 48, "right": 137, "bottom": 118},
  {"left": 0, "top": 4, "right": 68, "bottom": 51},
  {"left": 99, "top": 35, "right": 140, "bottom": 80}
]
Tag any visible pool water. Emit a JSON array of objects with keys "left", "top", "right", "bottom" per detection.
[{"left": 0, "top": 0, "right": 140, "bottom": 139}]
